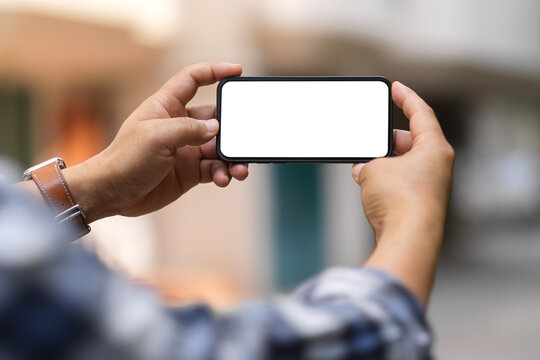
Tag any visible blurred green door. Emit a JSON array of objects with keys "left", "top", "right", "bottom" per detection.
[{"left": 272, "top": 164, "right": 324, "bottom": 289}]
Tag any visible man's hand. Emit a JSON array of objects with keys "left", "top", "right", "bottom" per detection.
[
  {"left": 63, "top": 62, "right": 248, "bottom": 222},
  {"left": 352, "top": 82, "right": 454, "bottom": 306}
]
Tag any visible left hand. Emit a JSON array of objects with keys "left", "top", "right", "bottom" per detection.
[{"left": 63, "top": 62, "right": 248, "bottom": 222}]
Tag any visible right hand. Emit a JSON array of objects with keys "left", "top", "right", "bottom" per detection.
[
  {"left": 352, "top": 82, "right": 455, "bottom": 240},
  {"left": 62, "top": 62, "right": 248, "bottom": 223}
]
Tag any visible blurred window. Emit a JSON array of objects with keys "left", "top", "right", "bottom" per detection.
[
  {"left": 52, "top": 89, "right": 108, "bottom": 166},
  {"left": 0, "top": 87, "right": 32, "bottom": 167}
]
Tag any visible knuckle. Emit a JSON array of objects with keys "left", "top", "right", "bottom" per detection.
[
  {"left": 181, "top": 62, "right": 198, "bottom": 75},
  {"left": 439, "top": 143, "right": 455, "bottom": 162},
  {"left": 179, "top": 117, "right": 196, "bottom": 132},
  {"left": 143, "top": 121, "right": 162, "bottom": 143},
  {"left": 179, "top": 117, "right": 206, "bottom": 138},
  {"left": 424, "top": 103, "right": 435, "bottom": 114},
  {"left": 420, "top": 106, "right": 436, "bottom": 118},
  {"left": 149, "top": 92, "right": 168, "bottom": 110}
]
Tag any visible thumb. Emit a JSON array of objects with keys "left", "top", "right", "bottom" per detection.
[
  {"left": 154, "top": 117, "right": 219, "bottom": 150},
  {"left": 392, "top": 81, "right": 446, "bottom": 146}
]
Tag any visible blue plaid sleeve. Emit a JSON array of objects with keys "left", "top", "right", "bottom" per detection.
[
  {"left": 196, "top": 267, "right": 432, "bottom": 360},
  {"left": 0, "top": 186, "right": 432, "bottom": 360}
]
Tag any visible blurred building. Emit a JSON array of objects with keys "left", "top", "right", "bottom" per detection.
[{"left": 1, "top": 0, "right": 540, "bottom": 358}]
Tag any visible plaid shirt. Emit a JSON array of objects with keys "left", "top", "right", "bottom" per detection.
[{"left": 0, "top": 185, "right": 432, "bottom": 360}]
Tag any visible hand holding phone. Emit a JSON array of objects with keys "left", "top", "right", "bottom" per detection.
[{"left": 217, "top": 76, "right": 392, "bottom": 163}]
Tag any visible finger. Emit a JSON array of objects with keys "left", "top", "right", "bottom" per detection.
[
  {"left": 200, "top": 159, "right": 247, "bottom": 184},
  {"left": 199, "top": 159, "right": 214, "bottom": 183},
  {"left": 200, "top": 159, "right": 230, "bottom": 186},
  {"left": 229, "top": 163, "right": 249, "bottom": 181},
  {"left": 200, "top": 137, "right": 219, "bottom": 159},
  {"left": 211, "top": 160, "right": 230, "bottom": 187},
  {"left": 199, "top": 140, "right": 249, "bottom": 179},
  {"left": 392, "top": 82, "right": 445, "bottom": 143},
  {"left": 159, "top": 62, "right": 242, "bottom": 107},
  {"left": 200, "top": 139, "right": 248, "bottom": 179},
  {"left": 393, "top": 129, "right": 413, "bottom": 155},
  {"left": 153, "top": 117, "right": 219, "bottom": 151},
  {"left": 187, "top": 104, "right": 216, "bottom": 120}
]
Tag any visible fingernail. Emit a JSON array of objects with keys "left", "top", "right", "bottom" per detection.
[
  {"left": 352, "top": 164, "right": 365, "bottom": 181},
  {"left": 395, "top": 81, "right": 411, "bottom": 91},
  {"left": 205, "top": 119, "right": 219, "bottom": 133}
]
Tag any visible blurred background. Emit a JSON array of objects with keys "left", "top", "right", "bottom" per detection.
[{"left": 1, "top": 0, "right": 540, "bottom": 358}]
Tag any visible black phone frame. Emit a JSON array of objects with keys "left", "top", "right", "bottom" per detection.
[{"left": 216, "top": 76, "right": 393, "bottom": 163}]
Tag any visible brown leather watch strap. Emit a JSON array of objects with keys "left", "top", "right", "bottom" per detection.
[{"left": 24, "top": 158, "right": 90, "bottom": 240}]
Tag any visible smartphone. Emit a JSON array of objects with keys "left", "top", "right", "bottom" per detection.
[{"left": 217, "top": 76, "right": 392, "bottom": 163}]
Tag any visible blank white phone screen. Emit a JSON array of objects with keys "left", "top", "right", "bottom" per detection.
[{"left": 219, "top": 80, "right": 390, "bottom": 159}]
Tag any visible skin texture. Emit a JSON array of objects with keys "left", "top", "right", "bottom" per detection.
[{"left": 352, "top": 81, "right": 455, "bottom": 306}]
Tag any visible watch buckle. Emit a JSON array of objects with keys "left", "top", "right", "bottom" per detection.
[
  {"left": 23, "top": 157, "right": 66, "bottom": 180},
  {"left": 55, "top": 204, "right": 87, "bottom": 224}
]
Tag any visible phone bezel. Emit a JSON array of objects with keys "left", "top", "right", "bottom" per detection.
[{"left": 216, "top": 76, "right": 393, "bottom": 163}]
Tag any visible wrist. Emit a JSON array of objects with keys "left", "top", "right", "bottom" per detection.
[
  {"left": 376, "top": 203, "right": 447, "bottom": 244},
  {"left": 366, "top": 206, "right": 448, "bottom": 307},
  {"left": 62, "top": 156, "right": 117, "bottom": 223}
]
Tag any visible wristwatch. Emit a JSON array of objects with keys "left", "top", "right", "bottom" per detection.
[{"left": 23, "top": 157, "right": 90, "bottom": 240}]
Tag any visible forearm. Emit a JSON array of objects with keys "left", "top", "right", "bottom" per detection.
[{"left": 364, "top": 206, "right": 447, "bottom": 307}]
